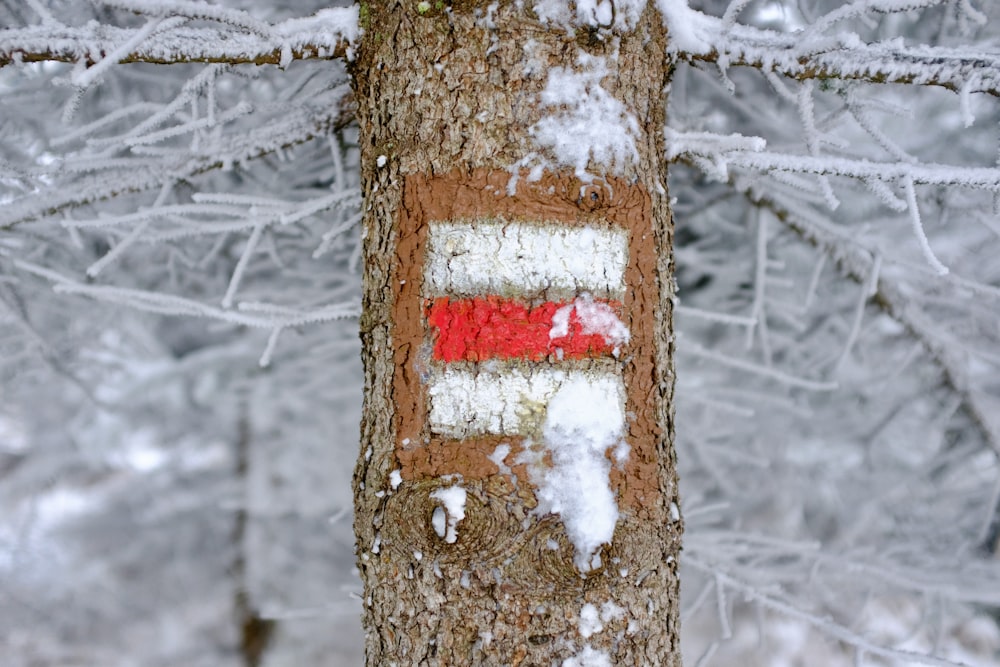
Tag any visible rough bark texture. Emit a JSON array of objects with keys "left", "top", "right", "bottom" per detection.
[{"left": 352, "top": 2, "right": 680, "bottom": 664}]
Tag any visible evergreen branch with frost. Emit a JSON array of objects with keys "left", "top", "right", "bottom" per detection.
[
  {"left": 10, "top": 259, "right": 359, "bottom": 328},
  {"left": 667, "top": 130, "right": 1000, "bottom": 191},
  {"left": 715, "top": 169, "right": 1000, "bottom": 463},
  {"left": 0, "top": 85, "right": 355, "bottom": 229},
  {"left": 0, "top": 6, "right": 358, "bottom": 69},
  {"left": 683, "top": 554, "right": 993, "bottom": 667},
  {"left": 664, "top": 5, "right": 1000, "bottom": 96}
]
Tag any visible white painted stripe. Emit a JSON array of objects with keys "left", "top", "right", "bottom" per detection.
[
  {"left": 427, "top": 367, "right": 625, "bottom": 439},
  {"left": 424, "top": 221, "right": 627, "bottom": 297}
]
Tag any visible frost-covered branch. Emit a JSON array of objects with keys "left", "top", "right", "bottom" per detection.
[
  {"left": 0, "top": 6, "right": 358, "bottom": 69},
  {"left": 11, "top": 259, "right": 360, "bottom": 328},
  {"left": 0, "top": 85, "right": 355, "bottom": 229},
  {"left": 724, "top": 173, "right": 1000, "bottom": 464},
  {"left": 669, "top": 131, "right": 1000, "bottom": 191},
  {"left": 665, "top": 6, "right": 1000, "bottom": 96},
  {"left": 685, "top": 555, "right": 985, "bottom": 667}
]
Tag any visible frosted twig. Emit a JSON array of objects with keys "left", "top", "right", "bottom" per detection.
[
  {"left": 697, "top": 147, "right": 1000, "bottom": 191},
  {"left": 0, "top": 86, "right": 355, "bottom": 229},
  {"left": 721, "top": 0, "right": 754, "bottom": 30},
  {"left": 802, "top": 251, "right": 826, "bottom": 311},
  {"left": 258, "top": 327, "right": 282, "bottom": 368},
  {"left": 715, "top": 573, "right": 733, "bottom": 639},
  {"left": 221, "top": 222, "right": 265, "bottom": 309},
  {"left": 675, "top": 304, "right": 756, "bottom": 327},
  {"left": 799, "top": 0, "right": 943, "bottom": 43},
  {"left": 72, "top": 16, "right": 185, "bottom": 88},
  {"left": 795, "top": 81, "right": 838, "bottom": 210},
  {"left": 832, "top": 253, "right": 880, "bottom": 375},
  {"left": 24, "top": 0, "right": 58, "bottom": 26},
  {"left": 121, "top": 101, "right": 253, "bottom": 147},
  {"left": 686, "top": 556, "right": 978, "bottom": 667},
  {"left": 98, "top": 0, "right": 276, "bottom": 38},
  {"left": 683, "top": 339, "right": 838, "bottom": 391},
  {"left": 12, "top": 259, "right": 359, "bottom": 327},
  {"left": 846, "top": 86, "right": 917, "bottom": 164},
  {"left": 678, "top": 10, "right": 1000, "bottom": 96},
  {"left": 725, "top": 175, "right": 1000, "bottom": 462},
  {"left": 746, "top": 209, "right": 772, "bottom": 364},
  {"left": 903, "top": 176, "right": 950, "bottom": 276},
  {"left": 86, "top": 220, "right": 149, "bottom": 277},
  {"left": 0, "top": 5, "right": 359, "bottom": 68}
]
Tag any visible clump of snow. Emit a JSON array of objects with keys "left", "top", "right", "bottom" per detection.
[
  {"left": 534, "top": 0, "right": 645, "bottom": 30},
  {"left": 550, "top": 294, "right": 630, "bottom": 353},
  {"left": 529, "top": 53, "right": 639, "bottom": 181},
  {"left": 274, "top": 7, "right": 361, "bottom": 45},
  {"left": 655, "top": 0, "right": 716, "bottom": 55},
  {"left": 578, "top": 601, "right": 626, "bottom": 639},
  {"left": 601, "top": 601, "right": 624, "bottom": 622},
  {"left": 389, "top": 469, "right": 402, "bottom": 490},
  {"left": 562, "top": 645, "right": 612, "bottom": 667},
  {"left": 523, "top": 375, "right": 626, "bottom": 571},
  {"left": 578, "top": 603, "right": 602, "bottom": 638},
  {"left": 430, "top": 484, "right": 467, "bottom": 544}
]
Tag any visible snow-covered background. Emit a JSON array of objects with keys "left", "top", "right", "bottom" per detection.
[{"left": 1, "top": 0, "right": 1000, "bottom": 665}]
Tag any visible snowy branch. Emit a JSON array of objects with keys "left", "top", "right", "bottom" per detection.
[
  {"left": 0, "top": 6, "right": 358, "bottom": 69},
  {"left": 667, "top": 130, "right": 1000, "bottom": 191},
  {"left": 668, "top": 8, "right": 1000, "bottom": 96},
  {"left": 0, "top": 86, "right": 355, "bottom": 229},
  {"left": 728, "top": 176, "right": 1000, "bottom": 464}
]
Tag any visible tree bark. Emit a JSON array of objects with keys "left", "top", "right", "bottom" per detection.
[{"left": 352, "top": 2, "right": 681, "bottom": 664}]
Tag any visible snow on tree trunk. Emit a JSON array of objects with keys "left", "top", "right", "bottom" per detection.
[{"left": 352, "top": 2, "right": 680, "bottom": 664}]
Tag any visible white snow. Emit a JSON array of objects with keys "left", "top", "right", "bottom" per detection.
[
  {"left": 429, "top": 484, "right": 467, "bottom": 544},
  {"left": 428, "top": 367, "right": 624, "bottom": 440},
  {"left": 424, "top": 220, "right": 627, "bottom": 298},
  {"left": 655, "top": 0, "right": 716, "bottom": 55},
  {"left": 550, "top": 294, "right": 630, "bottom": 352},
  {"left": 533, "top": 0, "right": 645, "bottom": 30},
  {"left": 577, "top": 601, "right": 626, "bottom": 638},
  {"left": 389, "top": 469, "right": 402, "bottom": 490},
  {"left": 579, "top": 603, "right": 603, "bottom": 638},
  {"left": 530, "top": 53, "right": 640, "bottom": 181},
  {"left": 522, "top": 375, "right": 626, "bottom": 571}
]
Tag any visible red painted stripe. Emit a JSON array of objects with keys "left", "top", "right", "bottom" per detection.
[{"left": 426, "top": 296, "right": 623, "bottom": 362}]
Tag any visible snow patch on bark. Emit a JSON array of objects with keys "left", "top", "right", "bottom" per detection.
[
  {"left": 520, "top": 374, "right": 627, "bottom": 571},
  {"left": 528, "top": 53, "right": 639, "bottom": 182},
  {"left": 430, "top": 484, "right": 466, "bottom": 544},
  {"left": 534, "top": 0, "right": 645, "bottom": 30},
  {"left": 550, "top": 294, "right": 630, "bottom": 355}
]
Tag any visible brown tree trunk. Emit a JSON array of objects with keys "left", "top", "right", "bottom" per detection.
[{"left": 352, "top": 2, "right": 681, "bottom": 664}]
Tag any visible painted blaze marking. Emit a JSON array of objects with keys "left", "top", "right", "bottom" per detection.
[
  {"left": 423, "top": 220, "right": 629, "bottom": 441},
  {"left": 421, "top": 218, "right": 631, "bottom": 568},
  {"left": 426, "top": 296, "right": 625, "bottom": 362},
  {"left": 424, "top": 220, "right": 627, "bottom": 298}
]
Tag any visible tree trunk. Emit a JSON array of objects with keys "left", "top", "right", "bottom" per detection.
[{"left": 352, "top": 2, "right": 681, "bottom": 664}]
